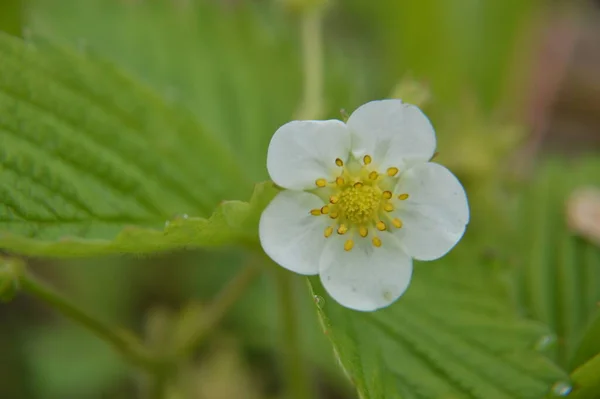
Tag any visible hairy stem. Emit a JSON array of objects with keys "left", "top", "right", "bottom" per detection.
[{"left": 19, "top": 271, "right": 159, "bottom": 372}]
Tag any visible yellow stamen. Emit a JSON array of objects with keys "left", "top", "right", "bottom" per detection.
[
  {"left": 363, "top": 155, "right": 372, "bottom": 165},
  {"left": 372, "top": 236, "right": 382, "bottom": 247},
  {"left": 353, "top": 182, "right": 363, "bottom": 189},
  {"left": 320, "top": 205, "right": 330, "bottom": 214},
  {"left": 316, "top": 178, "right": 327, "bottom": 187},
  {"left": 387, "top": 167, "right": 399, "bottom": 177},
  {"left": 324, "top": 226, "right": 334, "bottom": 237},
  {"left": 398, "top": 193, "right": 409, "bottom": 200},
  {"left": 384, "top": 203, "right": 394, "bottom": 212},
  {"left": 329, "top": 195, "right": 339, "bottom": 204},
  {"left": 337, "top": 224, "right": 348, "bottom": 235},
  {"left": 376, "top": 221, "right": 386, "bottom": 231},
  {"left": 335, "top": 158, "right": 344, "bottom": 167},
  {"left": 310, "top": 209, "right": 321, "bottom": 216},
  {"left": 392, "top": 218, "right": 403, "bottom": 228},
  {"left": 382, "top": 191, "right": 392, "bottom": 199},
  {"left": 330, "top": 211, "right": 339, "bottom": 219},
  {"left": 336, "top": 176, "right": 345, "bottom": 186},
  {"left": 344, "top": 239, "right": 354, "bottom": 251},
  {"left": 359, "top": 226, "right": 368, "bottom": 237},
  {"left": 368, "top": 171, "right": 378, "bottom": 180}
]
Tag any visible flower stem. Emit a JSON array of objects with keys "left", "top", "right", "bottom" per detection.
[
  {"left": 297, "top": 6, "right": 325, "bottom": 120},
  {"left": 18, "top": 271, "right": 159, "bottom": 372},
  {"left": 176, "top": 261, "right": 262, "bottom": 356},
  {"left": 275, "top": 269, "right": 312, "bottom": 399}
]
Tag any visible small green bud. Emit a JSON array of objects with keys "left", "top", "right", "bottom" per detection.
[{"left": 0, "top": 256, "right": 23, "bottom": 303}]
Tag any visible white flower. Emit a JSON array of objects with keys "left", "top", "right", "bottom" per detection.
[{"left": 259, "top": 99, "right": 469, "bottom": 311}]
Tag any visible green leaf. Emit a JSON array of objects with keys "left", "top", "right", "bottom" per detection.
[
  {"left": 0, "top": 31, "right": 269, "bottom": 256},
  {"left": 512, "top": 158, "right": 600, "bottom": 368},
  {"left": 308, "top": 242, "right": 567, "bottom": 399},
  {"left": 571, "top": 310, "right": 600, "bottom": 372},
  {"left": 0, "top": 181, "right": 277, "bottom": 257},
  {"left": 569, "top": 353, "right": 600, "bottom": 399}
]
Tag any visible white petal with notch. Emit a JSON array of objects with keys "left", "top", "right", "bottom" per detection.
[{"left": 267, "top": 120, "right": 351, "bottom": 190}]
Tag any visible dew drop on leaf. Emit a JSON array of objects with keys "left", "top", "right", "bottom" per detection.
[
  {"left": 534, "top": 334, "right": 556, "bottom": 351},
  {"left": 550, "top": 381, "right": 572, "bottom": 397},
  {"left": 314, "top": 295, "right": 325, "bottom": 309}
]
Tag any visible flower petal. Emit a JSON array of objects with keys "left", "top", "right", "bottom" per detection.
[
  {"left": 347, "top": 99, "right": 436, "bottom": 171},
  {"left": 393, "top": 162, "right": 469, "bottom": 261},
  {"left": 267, "top": 120, "right": 351, "bottom": 190},
  {"left": 259, "top": 190, "right": 329, "bottom": 275},
  {"left": 319, "top": 234, "right": 413, "bottom": 311}
]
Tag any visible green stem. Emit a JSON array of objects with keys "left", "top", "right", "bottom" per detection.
[
  {"left": 19, "top": 271, "right": 158, "bottom": 372},
  {"left": 176, "top": 262, "right": 262, "bottom": 356},
  {"left": 276, "top": 269, "right": 312, "bottom": 399},
  {"left": 297, "top": 6, "right": 325, "bottom": 120}
]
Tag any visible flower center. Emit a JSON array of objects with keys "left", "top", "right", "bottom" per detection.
[
  {"left": 337, "top": 185, "right": 380, "bottom": 225},
  {"left": 309, "top": 155, "right": 410, "bottom": 251}
]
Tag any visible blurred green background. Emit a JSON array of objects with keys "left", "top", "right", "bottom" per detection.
[{"left": 1, "top": 0, "right": 600, "bottom": 398}]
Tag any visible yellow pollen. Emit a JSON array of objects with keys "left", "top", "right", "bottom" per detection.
[
  {"left": 387, "top": 167, "right": 399, "bottom": 176},
  {"left": 368, "top": 171, "right": 378, "bottom": 180},
  {"left": 316, "top": 178, "right": 327, "bottom": 187},
  {"left": 359, "top": 226, "right": 368, "bottom": 237},
  {"left": 376, "top": 221, "right": 386, "bottom": 231},
  {"left": 344, "top": 239, "right": 354, "bottom": 251},
  {"left": 382, "top": 191, "right": 392, "bottom": 199},
  {"left": 329, "top": 195, "right": 339, "bottom": 204},
  {"left": 392, "top": 218, "right": 403, "bottom": 228},
  {"left": 336, "top": 176, "right": 345, "bottom": 186},
  {"left": 337, "top": 184, "right": 380, "bottom": 224},
  {"left": 310, "top": 209, "right": 321, "bottom": 216},
  {"left": 353, "top": 182, "right": 363, "bottom": 189},
  {"left": 330, "top": 211, "right": 339, "bottom": 219},
  {"left": 384, "top": 203, "right": 394, "bottom": 212},
  {"left": 320, "top": 205, "right": 330, "bottom": 214},
  {"left": 372, "top": 236, "right": 382, "bottom": 247},
  {"left": 337, "top": 224, "right": 349, "bottom": 235},
  {"left": 324, "top": 226, "right": 333, "bottom": 237},
  {"left": 335, "top": 158, "right": 344, "bottom": 167},
  {"left": 363, "top": 155, "right": 372, "bottom": 165},
  {"left": 398, "top": 193, "right": 409, "bottom": 200}
]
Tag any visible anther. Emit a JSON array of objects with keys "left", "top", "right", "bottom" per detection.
[
  {"left": 398, "top": 193, "right": 409, "bottom": 200},
  {"left": 359, "top": 226, "right": 368, "bottom": 237},
  {"left": 368, "top": 171, "right": 378, "bottom": 180},
  {"left": 353, "top": 182, "right": 364, "bottom": 189},
  {"left": 324, "top": 226, "right": 334, "bottom": 237},
  {"left": 316, "top": 178, "right": 327, "bottom": 187},
  {"left": 392, "top": 218, "right": 403, "bottom": 228},
  {"left": 335, "top": 158, "right": 344, "bottom": 167},
  {"left": 376, "top": 221, "right": 386, "bottom": 231},
  {"left": 384, "top": 203, "right": 394, "bottom": 212},
  {"left": 329, "top": 195, "right": 339, "bottom": 204},
  {"left": 337, "top": 224, "right": 348, "bottom": 235},
  {"left": 310, "top": 209, "right": 322, "bottom": 216},
  {"left": 336, "top": 176, "right": 345, "bottom": 186},
  {"left": 372, "top": 236, "right": 382, "bottom": 248},
  {"left": 382, "top": 191, "right": 392, "bottom": 199},
  {"left": 344, "top": 239, "right": 354, "bottom": 251},
  {"left": 320, "top": 205, "right": 330, "bottom": 214},
  {"left": 387, "top": 167, "right": 399, "bottom": 177},
  {"left": 363, "top": 155, "right": 372, "bottom": 165},
  {"left": 329, "top": 211, "right": 339, "bottom": 219}
]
